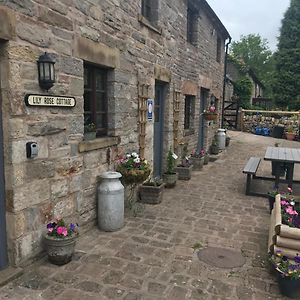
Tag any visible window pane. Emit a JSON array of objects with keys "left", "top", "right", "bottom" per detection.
[
  {"left": 95, "top": 71, "right": 105, "bottom": 91},
  {"left": 96, "top": 113, "right": 106, "bottom": 129},
  {"left": 84, "top": 114, "right": 92, "bottom": 125},
  {"left": 96, "top": 92, "right": 106, "bottom": 111},
  {"left": 84, "top": 91, "right": 91, "bottom": 112}
]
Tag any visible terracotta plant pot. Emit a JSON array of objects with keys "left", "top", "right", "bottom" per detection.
[
  {"left": 139, "top": 183, "right": 165, "bottom": 204},
  {"left": 286, "top": 132, "right": 295, "bottom": 141},
  {"left": 44, "top": 234, "right": 77, "bottom": 265},
  {"left": 203, "top": 113, "right": 218, "bottom": 121},
  {"left": 174, "top": 165, "right": 193, "bottom": 180},
  {"left": 162, "top": 172, "right": 177, "bottom": 188}
]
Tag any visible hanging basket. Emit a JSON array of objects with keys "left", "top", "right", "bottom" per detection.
[{"left": 203, "top": 113, "right": 218, "bottom": 121}]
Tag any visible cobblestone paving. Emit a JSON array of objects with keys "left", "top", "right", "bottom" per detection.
[{"left": 1, "top": 131, "right": 299, "bottom": 300}]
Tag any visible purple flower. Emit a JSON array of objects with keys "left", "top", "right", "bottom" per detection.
[
  {"left": 294, "top": 256, "right": 300, "bottom": 264},
  {"left": 289, "top": 264, "right": 299, "bottom": 271},
  {"left": 70, "top": 223, "right": 76, "bottom": 231}
]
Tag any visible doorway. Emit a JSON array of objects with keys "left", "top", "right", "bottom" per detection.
[
  {"left": 0, "top": 47, "right": 8, "bottom": 270},
  {"left": 153, "top": 81, "right": 166, "bottom": 178},
  {"left": 197, "top": 88, "right": 209, "bottom": 151}
]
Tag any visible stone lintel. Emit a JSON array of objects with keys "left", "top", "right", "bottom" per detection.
[
  {"left": 199, "top": 74, "right": 212, "bottom": 91},
  {"left": 181, "top": 80, "right": 198, "bottom": 96},
  {"left": 0, "top": 6, "right": 16, "bottom": 41},
  {"left": 78, "top": 136, "right": 120, "bottom": 153},
  {"left": 74, "top": 36, "right": 120, "bottom": 69},
  {"left": 154, "top": 65, "right": 171, "bottom": 83}
]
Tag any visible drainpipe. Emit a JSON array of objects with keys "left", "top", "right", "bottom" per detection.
[{"left": 221, "top": 37, "right": 232, "bottom": 128}]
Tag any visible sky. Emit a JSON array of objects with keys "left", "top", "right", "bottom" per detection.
[{"left": 207, "top": 0, "right": 291, "bottom": 51}]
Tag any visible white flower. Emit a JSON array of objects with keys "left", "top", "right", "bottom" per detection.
[
  {"left": 290, "top": 201, "right": 295, "bottom": 206},
  {"left": 131, "top": 152, "right": 138, "bottom": 158},
  {"left": 134, "top": 157, "right": 140, "bottom": 163},
  {"left": 144, "top": 160, "right": 148, "bottom": 164},
  {"left": 126, "top": 154, "right": 131, "bottom": 158}
]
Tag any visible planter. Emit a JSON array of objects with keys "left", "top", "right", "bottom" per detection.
[
  {"left": 174, "top": 165, "right": 193, "bottom": 180},
  {"left": 286, "top": 132, "right": 295, "bottom": 141},
  {"left": 84, "top": 131, "right": 96, "bottom": 140},
  {"left": 204, "top": 154, "right": 209, "bottom": 165},
  {"left": 139, "top": 183, "right": 165, "bottom": 204},
  {"left": 210, "top": 145, "right": 219, "bottom": 155},
  {"left": 276, "top": 270, "right": 300, "bottom": 299},
  {"left": 117, "top": 168, "right": 151, "bottom": 185},
  {"left": 163, "top": 172, "right": 177, "bottom": 188},
  {"left": 43, "top": 234, "right": 77, "bottom": 265},
  {"left": 189, "top": 157, "right": 204, "bottom": 171},
  {"left": 271, "top": 161, "right": 286, "bottom": 177},
  {"left": 225, "top": 136, "right": 230, "bottom": 147},
  {"left": 203, "top": 113, "right": 218, "bottom": 121}
]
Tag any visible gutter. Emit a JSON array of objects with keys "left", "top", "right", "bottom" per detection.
[{"left": 221, "top": 37, "right": 232, "bottom": 128}]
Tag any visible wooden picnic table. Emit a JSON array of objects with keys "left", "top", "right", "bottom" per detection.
[{"left": 264, "top": 146, "right": 300, "bottom": 189}]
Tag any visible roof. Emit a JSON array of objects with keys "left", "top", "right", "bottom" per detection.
[{"left": 194, "top": 0, "right": 231, "bottom": 39}]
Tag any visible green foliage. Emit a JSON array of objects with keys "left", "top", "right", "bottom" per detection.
[
  {"left": 230, "top": 34, "right": 275, "bottom": 97},
  {"left": 273, "top": 0, "right": 300, "bottom": 109},
  {"left": 166, "top": 148, "right": 175, "bottom": 174},
  {"left": 233, "top": 77, "right": 253, "bottom": 108}
]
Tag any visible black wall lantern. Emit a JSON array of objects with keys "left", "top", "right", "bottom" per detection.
[{"left": 37, "top": 52, "right": 55, "bottom": 90}]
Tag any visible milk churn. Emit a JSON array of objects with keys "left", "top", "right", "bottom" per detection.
[
  {"left": 217, "top": 129, "right": 226, "bottom": 150},
  {"left": 98, "top": 171, "right": 124, "bottom": 231}
]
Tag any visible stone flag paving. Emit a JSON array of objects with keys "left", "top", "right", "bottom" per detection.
[{"left": 1, "top": 131, "right": 298, "bottom": 300}]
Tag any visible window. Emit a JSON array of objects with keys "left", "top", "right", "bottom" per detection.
[
  {"left": 141, "top": 0, "right": 158, "bottom": 24},
  {"left": 184, "top": 95, "right": 195, "bottom": 130},
  {"left": 187, "top": 2, "right": 198, "bottom": 44},
  {"left": 216, "top": 37, "right": 222, "bottom": 62},
  {"left": 84, "top": 64, "right": 108, "bottom": 137}
]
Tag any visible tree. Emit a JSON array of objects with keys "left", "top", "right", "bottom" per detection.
[
  {"left": 273, "top": 0, "right": 300, "bottom": 109},
  {"left": 230, "top": 34, "right": 275, "bottom": 97},
  {"left": 233, "top": 77, "right": 253, "bottom": 109}
]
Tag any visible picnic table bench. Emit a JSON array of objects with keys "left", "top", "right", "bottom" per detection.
[{"left": 243, "top": 157, "right": 261, "bottom": 195}]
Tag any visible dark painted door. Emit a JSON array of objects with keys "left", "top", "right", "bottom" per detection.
[
  {"left": 153, "top": 81, "right": 165, "bottom": 178},
  {"left": 197, "top": 88, "right": 209, "bottom": 151},
  {"left": 0, "top": 63, "right": 8, "bottom": 270}
]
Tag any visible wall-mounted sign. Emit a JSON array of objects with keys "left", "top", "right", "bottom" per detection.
[
  {"left": 25, "top": 94, "right": 76, "bottom": 107},
  {"left": 147, "top": 99, "right": 153, "bottom": 121}
]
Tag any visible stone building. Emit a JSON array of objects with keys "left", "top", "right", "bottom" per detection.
[{"left": 0, "top": 0, "right": 230, "bottom": 268}]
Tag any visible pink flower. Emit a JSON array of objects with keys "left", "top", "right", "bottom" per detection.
[
  {"left": 57, "top": 226, "right": 68, "bottom": 236},
  {"left": 47, "top": 228, "right": 53, "bottom": 233},
  {"left": 281, "top": 200, "right": 289, "bottom": 206},
  {"left": 288, "top": 187, "right": 293, "bottom": 193},
  {"left": 285, "top": 206, "right": 298, "bottom": 216}
]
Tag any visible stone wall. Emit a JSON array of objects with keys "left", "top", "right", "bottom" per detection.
[{"left": 0, "top": 0, "right": 228, "bottom": 265}]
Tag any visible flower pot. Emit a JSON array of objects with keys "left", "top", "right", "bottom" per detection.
[
  {"left": 276, "top": 270, "right": 300, "bottom": 298},
  {"left": 286, "top": 132, "right": 295, "bottom": 141},
  {"left": 117, "top": 168, "right": 151, "bottom": 185},
  {"left": 204, "top": 113, "right": 218, "bottom": 121},
  {"left": 174, "top": 165, "right": 193, "bottom": 180},
  {"left": 204, "top": 154, "right": 209, "bottom": 165},
  {"left": 43, "top": 234, "right": 77, "bottom": 265},
  {"left": 163, "top": 172, "right": 177, "bottom": 188},
  {"left": 84, "top": 131, "right": 96, "bottom": 140},
  {"left": 210, "top": 145, "right": 219, "bottom": 155},
  {"left": 225, "top": 136, "right": 230, "bottom": 147},
  {"left": 139, "top": 183, "right": 165, "bottom": 204},
  {"left": 189, "top": 157, "right": 204, "bottom": 171}
]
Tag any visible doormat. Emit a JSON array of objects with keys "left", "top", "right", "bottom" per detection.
[{"left": 197, "top": 247, "right": 245, "bottom": 268}]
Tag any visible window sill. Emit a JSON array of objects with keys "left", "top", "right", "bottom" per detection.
[
  {"left": 78, "top": 136, "right": 120, "bottom": 153},
  {"left": 183, "top": 129, "right": 195, "bottom": 136},
  {"left": 138, "top": 14, "right": 162, "bottom": 35}
]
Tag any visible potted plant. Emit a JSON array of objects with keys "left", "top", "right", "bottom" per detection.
[
  {"left": 162, "top": 149, "right": 177, "bottom": 188},
  {"left": 116, "top": 152, "right": 151, "bottom": 185},
  {"left": 286, "top": 125, "right": 296, "bottom": 141},
  {"left": 204, "top": 151, "right": 209, "bottom": 165},
  {"left": 174, "top": 144, "right": 193, "bottom": 180},
  {"left": 44, "top": 218, "right": 78, "bottom": 265},
  {"left": 203, "top": 105, "right": 217, "bottom": 121},
  {"left": 270, "top": 251, "right": 300, "bottom": 298},
  {"left": 210, "top": 136, "right": 219, "bottom": 155},
  {"left": 84, "top": 122, "right": 96, "bottom": 140},
  {"left": 139, "top": 177, "right": 165, "bottom": 204},
  {"left": 189, "top": 148, "right": 205, "bottom": 171}
]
